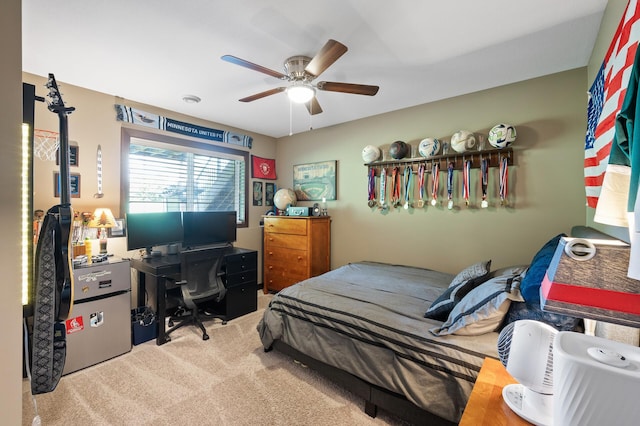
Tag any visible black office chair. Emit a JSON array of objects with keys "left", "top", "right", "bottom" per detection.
[{"left": 165, "top": 247, "right": 227, "bottom": 341}]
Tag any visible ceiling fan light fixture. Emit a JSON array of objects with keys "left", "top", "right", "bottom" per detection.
[{"left": 287, "top": 84, "right": 315, "bottom": 104}]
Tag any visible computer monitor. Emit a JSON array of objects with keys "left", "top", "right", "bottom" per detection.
[
  {"left": 125, "top": 211, "right": 183, "bottom": 256},
  {"left": 182, "top": 211, "right": 237, "bottom": 249}
]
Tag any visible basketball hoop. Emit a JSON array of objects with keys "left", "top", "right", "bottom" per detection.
[{"left": 34, "top": 129, "right": 60, "bottom": 161}]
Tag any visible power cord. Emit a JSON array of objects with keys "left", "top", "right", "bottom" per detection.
[{"left": 23, "top": 319, "right": 42, "bottom": 426}]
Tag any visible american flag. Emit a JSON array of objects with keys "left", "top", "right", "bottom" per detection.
[{"left": 585, "top": 0, "right": 640, "bottom": 209}]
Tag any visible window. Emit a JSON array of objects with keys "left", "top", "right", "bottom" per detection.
[{"left": 121, "top": 128, "right": 248, "bottom": 226}]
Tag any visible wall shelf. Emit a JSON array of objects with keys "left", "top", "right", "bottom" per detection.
[{"left": 365, "top": 147, "right": 513, "bottom": 171}]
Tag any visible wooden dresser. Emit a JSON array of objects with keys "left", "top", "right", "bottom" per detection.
[{"left": 263, "top": 216, "right": 331, "bottom": 293}]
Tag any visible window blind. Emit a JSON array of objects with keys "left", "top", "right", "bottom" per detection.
[{"left": 128, "top": 142, "right": 246, "bottom": 223}]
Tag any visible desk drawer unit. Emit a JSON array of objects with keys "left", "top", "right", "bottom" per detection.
[
  {"left": 263, "top": 216, "right": 331, "bottom": 293},
  {"left": 217, "top": 249, "right": 258, "bottom": 320}
]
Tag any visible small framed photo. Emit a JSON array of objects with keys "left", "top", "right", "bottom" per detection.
[
  {"left": 108, "top": 218, "right": 126, "bottom": 238},
  {"left": 54, "top": 172, "right": 80, "bottom": 198},
  {"left": 253, "top": 181, "right": 263, "bottom": 206},
  {"left": 265, "top": 182, "right": 275, "bottom": 206},
  {"left": 56, "top": 145, "right": 79, "bottom": 167}
]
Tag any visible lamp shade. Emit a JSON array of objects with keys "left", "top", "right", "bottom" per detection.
[
  {"left": 540, "top": 236, "right": 640, "bottom": 328},
  {"left": 87, "top": 207, "right": 117, "bottom": 229}
]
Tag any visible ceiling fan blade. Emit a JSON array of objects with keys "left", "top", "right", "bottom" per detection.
[
  {"left": 305, "top": 97, "right": 323, "bottom": 115},
  {"left": 316, "top": 81, "right": 379, "bottom": 96},
  {"left": 239, "top": 87, "right": 286, "bottom": 102},
  {"left": 221, "top": 55, "right": 288, "bottom": 80},
  {"left": 304, "top": 39, "right": 348, "bottom": 77}
]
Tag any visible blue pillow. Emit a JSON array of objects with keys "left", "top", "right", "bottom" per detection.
[{"left": 520, "top": 233, "right": 565, "bottom": 303}]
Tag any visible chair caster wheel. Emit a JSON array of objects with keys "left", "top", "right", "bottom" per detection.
[
  {"left": 222, "top": 321, "right": 228, "bottom": 325},
  {"left": 168, "top": 320, "right": 174, "bottom": 327},
  {"left": 203, "top": 334, "right": 210, "bottom": 341}
]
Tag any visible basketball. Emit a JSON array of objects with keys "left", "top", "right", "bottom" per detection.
[
  {"left": 450, "top": 130, "right": 477, "bottom": 153},
  {"left": 488, "top": 123, "right": 517, "bottom": 148},
  {"left": 362, "top": 144, "right": 381, "bottom": 163},
  {"left": 389, "top": 140, "right": 409, "bottom": 159},
  {"left": 418, "top": 138, "right": 440, "bottom": 158}
]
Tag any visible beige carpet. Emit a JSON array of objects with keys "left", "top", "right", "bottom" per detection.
[{"left": 22, "top": 292, "right": 408, "bottom": 425}]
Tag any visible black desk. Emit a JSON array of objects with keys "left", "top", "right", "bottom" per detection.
[{"left": 130, "top": 247, "right": 258, "bottom": 345}]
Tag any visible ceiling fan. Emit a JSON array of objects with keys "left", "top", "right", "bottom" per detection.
[{"left": 221, "top": 39, "right": 379, "bottom": 115}]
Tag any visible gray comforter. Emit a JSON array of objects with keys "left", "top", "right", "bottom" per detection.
[{"left": 257, "top": 261, "right": 499, "bottom": 423}]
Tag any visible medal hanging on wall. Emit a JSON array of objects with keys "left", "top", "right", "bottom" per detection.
[
  {"left": 480, "top": 158, "right": 489, "bottom": 208},
  {"left": 367, "top": 167, "right": 377, "bottom": 207},
  {"left": 431, "top": 162, "right": 440, "bottom": 206},
  {"left": 403, "top": 166, "right": 413, "bottom": 209},
  {"left": 379, "top": 167, "right": 388, "bottom": 211},
  {"left": 462, "top": 159, "right": 471, "bottom": 206},
  {"left": 417, "top": 163, "right": 425, "bottom": 208},
  {"left": 499, "top": 156, "right": 508, "bottom": 206},
  {"left": 447, "top": 162, "right": 455, "bottom": 210},
  {"left": 392, "top": 166, "right": 402, "bottom": 208}
]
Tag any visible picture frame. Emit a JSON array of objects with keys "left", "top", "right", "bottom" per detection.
[
  {"left": 108, "top": 218, "right": 126, "bottom": 238},
  {"left": 253, "top": 181, "right": 263, "bottom": 206},
  {"left": 265, "top": 182, "right": 275, "bottom": 206},
  {"left": 54, "top": 172, "right": 81, "bottom": 198},
  {"left": 56, "top": 145, "right": 79, "bottom": 167},
  {"left": 293, "top": 160, "right": 337, "bottom": 201}
]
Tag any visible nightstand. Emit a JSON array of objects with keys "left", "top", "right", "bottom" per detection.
[{"left": 459, "top": 357, "right": 532, "bottom": 425}]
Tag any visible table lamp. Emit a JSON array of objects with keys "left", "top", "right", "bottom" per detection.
[
  {"left": 88, "top": 207, "right": 117, "bottom": 254},
  {"left": 540, "top": 236, "right": 640, "bottom": 328}
]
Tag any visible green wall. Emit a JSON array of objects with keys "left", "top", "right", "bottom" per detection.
[{"left": 276, "top": 69, "right": 587, "bottom": 274}]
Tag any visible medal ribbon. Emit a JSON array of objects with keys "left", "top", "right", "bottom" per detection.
[
  {"left": 418, "top": 164, "right": 425, "bottom": 203},
  {"left": 392, "top": 166, "right": 401, "bottom": 205},
  {"left": 481, "top": 158, "right": 489, "bottom": 202},
  {"left": 462, "top": 160, "right": 471, "bottom": 205},
  {"left": 447, "top": 162, "right": 454, "bottom": 202},
  {"left": 368, "top": 167, "right": 376, "bottom": 202},
  {"left": 403, "top": 166, "right": 412, "bottom": 205},
  {"left": 379, "top": 167, "right": 387, "bottom": 207},
  {"left": 431, "top": 162, "right": 440, "bottom": 203},
  {"left": 499, "top": 156, "right": 508, "bottom": 204}
]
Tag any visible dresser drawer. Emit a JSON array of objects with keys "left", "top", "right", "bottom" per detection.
[
  {"left": 264, "top": 217, "right": 308, "bottom": 235},
  {"left": 226, "top": 251, "right": 257, "bottom": 274},
  {"left": 225, "top": 269, "right": 257, "bottom": 287},
  {"left": 265, "top": 232, "right": 307, "bottom": 250},
  {"left": 264, "top": 269, "right": 306, "bottom": 291},
  {"left": 265, "top": 247, "right": 308, "bottom": 267}
]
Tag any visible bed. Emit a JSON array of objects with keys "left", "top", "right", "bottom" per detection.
[{"left": 257, "top": 234, "right": 585, "bottom": 425}]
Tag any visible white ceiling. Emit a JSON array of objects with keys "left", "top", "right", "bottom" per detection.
[{"left": 22, "top": 0, "right": 607, "bottom": 139}]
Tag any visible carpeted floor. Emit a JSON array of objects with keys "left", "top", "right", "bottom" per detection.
[{"left": 22, "top": 292, "right": 408, "bottom": 425}]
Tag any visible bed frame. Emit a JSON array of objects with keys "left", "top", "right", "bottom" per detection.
[{"left": 271, "top": 340, "right": 456, "bottom": 426}]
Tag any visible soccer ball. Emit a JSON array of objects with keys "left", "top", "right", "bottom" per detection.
[
  {"left": 361, "top": 145, "right": 381, "bottom": 163},
  {"left": 450, "top": 130, "right": 477, "bottom": 153},
  {"left": 418, "top": 138, "right": 440, "bottom": 158},
  {"left": 273, "top": 188, "right": 297, "bottom": 210},
  {"left": 488, "top": 123, "right": 517, "bottom": 149},
  {"left": 389, "top": 140, "right": 410, "bottom": 159}
]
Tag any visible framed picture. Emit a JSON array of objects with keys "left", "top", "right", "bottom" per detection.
[
  {"left": 108, "top": 218, "right": 126, "bottom": 237},
  {"left": 253, "top": 181, "right": 263, "bottom": 206},
  {"left": 56, "top": 145, "right": 79, "bottom": 167},
  {"left": 54, "top": 172, "right": 81, "bottom": 198},
  {"left": 265, "top": 182, "right": 275, "bottom": 206},
  {"left": 293, "top": 160, "right": 337, "bottom": 201}
]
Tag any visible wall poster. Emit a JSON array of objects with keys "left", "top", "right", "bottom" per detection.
[{"left": 293, "top": 160, "right": 336, "bottom": 201}]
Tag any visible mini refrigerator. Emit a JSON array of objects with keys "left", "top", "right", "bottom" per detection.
[{"left": 63, "top": 258, "right": 132, "bottom": 375}]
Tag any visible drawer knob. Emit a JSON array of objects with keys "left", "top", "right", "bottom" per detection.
[{"left": 268, "top": 266, "right": 273, "bottom": 270}]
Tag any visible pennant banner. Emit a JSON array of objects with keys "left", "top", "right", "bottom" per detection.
[
  {"left": 115, "top": 104, "right": 253, "bottom": 148},
  {"left": 251, "top": 155, "right": 277, "bottom": 180},
  {"left": 585, "top": 0, "right": 640, "bottom": 209}
]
